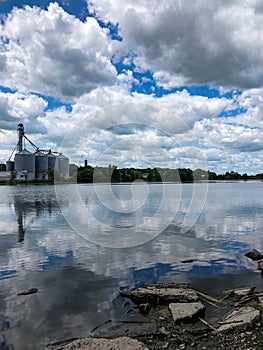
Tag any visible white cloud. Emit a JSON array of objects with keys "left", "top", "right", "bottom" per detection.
[
  {"left": 0, "top": 1, "right": 263, "bottom": 173},
  {"left": 0, "top": 91, "right": 48, "bottom": 144},
  {"left": 88, "top": 0, "right": 263, "bottom": 89},
  {"left": 49, "top": 87, "right": 230, "bottom": 167},
  {"left": 3, "top": 80, "right": 263, "bottom": 173},
  {"left": 74, "top": 85, "right": 230, "bottom": 130},
  {"left": 0, "top": 2, "right": 117, "bottom": 100},
  {"left": 195, "top": 118, "right": 263, "bottom": 151}
]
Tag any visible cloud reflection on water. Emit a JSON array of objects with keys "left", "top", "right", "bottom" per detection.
[{"left": 0, "top": 182, "right": 262, "bottom": 348}]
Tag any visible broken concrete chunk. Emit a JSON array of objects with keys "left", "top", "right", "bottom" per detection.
[
  {"left": 218, "top": 307, "right": 261, "bottom": 332},
  {"left": 120, "top": 284, "right": 198, "bottom": 304},
  {"left": 54, "top": 337, "right": 148, "bottom": 350},
  {"left": 245, "top": 249, "right": 263, "bottom": 261},
  {"left": 169, "top": 302, "right": 205, "bottom": 323}
]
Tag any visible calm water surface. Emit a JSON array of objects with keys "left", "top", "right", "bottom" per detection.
[{"left": 0, "top": 182, "right": 263, "bottom": 349}]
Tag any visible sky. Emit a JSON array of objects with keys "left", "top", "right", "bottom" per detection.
[{"left": 0, "top": 0, "right": 263, "bottom": 174}]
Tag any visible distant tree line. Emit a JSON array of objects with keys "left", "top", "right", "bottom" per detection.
[{"left": 69, "top": 164, "right": 263, "bottom": 183}]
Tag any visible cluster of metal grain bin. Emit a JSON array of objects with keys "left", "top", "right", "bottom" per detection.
[{"left": 6, "top": 124, "right": 69, "bottom": 181}]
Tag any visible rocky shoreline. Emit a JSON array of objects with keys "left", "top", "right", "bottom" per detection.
[{"left": 48, "top": 249, "right": 263, "bottom": 350}]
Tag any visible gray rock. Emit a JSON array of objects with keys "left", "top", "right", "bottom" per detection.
[
  {"left": 245, "top": 249, "right": 263, "bottom": 261},
  {"left": 169, "top": 301, "right": 205, "bottom": 322},
  {"left": 232, "top": 287, "right": 255, "bottom": 297},
  {"left": 53, "top": 337, "right": 148, "bottom": 350},
  {"left": 218, "top": 307, "right": 261, "bottom": 332},
  {"left": 258, "top": 296, "right": 263, "bottom": 307},
  {"left": 258, "top": 260, "right": 263, "bottom": 271},
  {"left": 120, "top": 283, "right": 198, "bottom": 303}
]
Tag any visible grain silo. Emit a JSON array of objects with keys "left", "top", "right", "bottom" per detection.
[
  {"left": 35, "top": 151, "right": 48, "bottom": 179},
  {"left": 56, "top": 154, "right": 69, "bottom": 178},
  {"left": 47, "top": 150, "right": 57, "bottom": 170},
  {"left": 6, "top": 123, "right": 70, "bottom": 180},
  {"left": 6, "top": 161, "right": 15, "bottom": 171},
  {"left": 15, "top": 149, "right": 35, "bottom": 180}
]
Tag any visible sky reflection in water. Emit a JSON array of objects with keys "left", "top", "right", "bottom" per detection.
[{"left": 0, "top": 182, "right": 263, "bottom": 349}]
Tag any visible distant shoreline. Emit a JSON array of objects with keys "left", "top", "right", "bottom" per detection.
[{"left": 0, "top": 179, "right": 262, "bottom": 186}]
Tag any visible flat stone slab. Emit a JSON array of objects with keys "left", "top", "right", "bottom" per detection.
[
  {"left": 169, "top": 302, "right": 205, "bottom": 322},
  {"left": 218, "top": 307, "right": 261, "bottom": 332},
  {"left": 120, "top": 283, "right": 198, "bottom": 303},
  {"left": 53, "top": 337, "right": 148, "bottom": 350},
  {"left": 232, "top": 287, "right": 255, "bottom": 297}
]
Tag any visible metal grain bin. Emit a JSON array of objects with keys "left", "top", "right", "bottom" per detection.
[
  {"left": 35, "top": 151, "right": 48, "bottom": 180},
  {"left": 56, "top": 154, "right": 69, "bottom": 178},
  {"left": 15, "top": 149, "right": 35, "bottom": 180},
  {"left": 47, "top": 151, "right": 56, "bottom": 170},
  {"left": 6, "top": 161, "right": 15, "bottom": 171}
]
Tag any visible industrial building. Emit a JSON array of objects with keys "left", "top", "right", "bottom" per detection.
[{"left": 6, "top": 123, "right": 69, "bottom": 181}]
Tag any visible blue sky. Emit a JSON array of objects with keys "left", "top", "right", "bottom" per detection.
[{"left": 0, "top": 0, "right": 263, "bottom": 173}]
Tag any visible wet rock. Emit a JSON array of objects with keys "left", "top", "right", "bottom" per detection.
[
  {"left": 257, "top": 260, "right": 263, "bottom": 271},
  {"left": 218, "top": 307, "right": 261, "bottom": 332},
  {"left": 258, "top": 296, "right": 263, "bottom": 308},
  {"left": 245, "top": 249, "right": 263, "bottom": 261},
  {"left": 138, "top": 303, "right": 151, "bottom": 315},
  {"left": 120, "top": 283, "right": 198, "bottom": 304},
  {"left": 91, "top": 319, "right": 158, "bottom": 338},
  {"left": 53, "top": 337, "right": 148, "bottom": 350},
  {"left": 181, "top": 259, "right": 196, "bottom": 264},
  {"left": 232, "top": 287, "right": 255, "bottom": 297},
  {"left": 169, "top": 302, "right": 205, "bottom": 323},
  {"left": 17, "top": 288, "right": 38, "bottom": 296}
]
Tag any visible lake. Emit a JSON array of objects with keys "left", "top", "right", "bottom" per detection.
[{"left": 0, "top": 182, "right": 263, "bottom": 349}]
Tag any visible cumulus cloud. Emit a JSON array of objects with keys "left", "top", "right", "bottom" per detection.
[
  {"left": 195, "top": 117, "right": 263, "bottom": 153},
  {"left": 2, "top": 79, "right": 261, "bottom": 173},
  {"left": 74, "top": 84, "right": 231, "bottom": 131},
  {"left": 89, "top": 0, "right": 263, "bottom": 89},
  {"left": 0, "top": 2, "right": 117, "bottom": 100},
  {"left": 1, "top": 1, "right": 263, "bottom": 173},
  {"left": 0, "top": 91, "right": 47, "bottom": 131},
  {"left": 52, "top": 87, "right": 229, "bottom": 167}
]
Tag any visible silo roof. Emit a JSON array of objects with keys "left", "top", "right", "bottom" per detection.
[
  {"left": 35, "top": 151, "right": 46, "bottom": 156},
  {"left": 17, "top": 149, "right": 33, "bottom": 155},
  {"left": 57, "top": 153, "right": 69, "bottom": 159}
]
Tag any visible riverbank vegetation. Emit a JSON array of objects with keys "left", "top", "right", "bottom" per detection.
[
  {"left": 74, "top": 165, "right": 263, "bottom": 183},
  {"left": 1, "top": 165, "right": 263, "bottom": 184}
]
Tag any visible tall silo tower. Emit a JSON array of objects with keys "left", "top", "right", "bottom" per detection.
[
  {"left": 17, "top": 123, "right": 24, "bottom": 152},
  {"left": 14, "top": 124, "right": 35, "bottom": 180}
]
